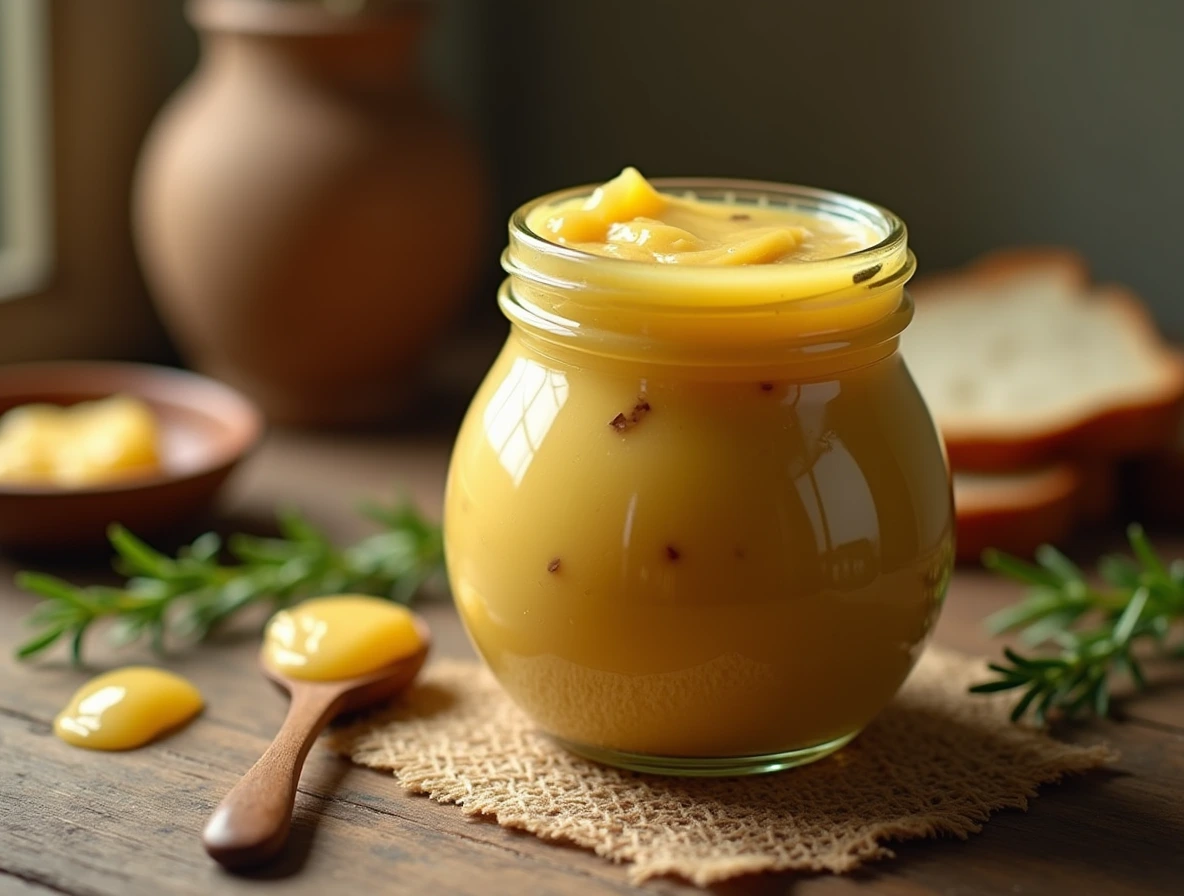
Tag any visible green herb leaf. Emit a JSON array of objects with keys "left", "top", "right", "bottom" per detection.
[
  {"left": 1034, "top": 545, "right": 1084, "bottom": 584},
  {"left": 14, "top": 497, "right": 443, "bottom": 664},
  {"left": 16, "top": 625, "right": 68, "bottom": 659},
  {"left": 971, "top": 524, "right": 1184, "bottom": 722}
]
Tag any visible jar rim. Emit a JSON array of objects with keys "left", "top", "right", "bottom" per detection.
[
  {"left": 506, "top": 176, "right": 909, "bottom": 301},
  {"left": 501, "top": 177, "right": 915, "bottom": 371}
]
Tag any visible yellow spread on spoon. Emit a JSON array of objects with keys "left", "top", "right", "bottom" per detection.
[
  {"left": 261, "top": 594, "right": 425, "bottom": 681},
  {"left": 54, "top": 667, "right": 203, "bottom": 750}
]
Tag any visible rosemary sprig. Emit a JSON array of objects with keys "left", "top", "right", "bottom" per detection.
[
  {"left": 971, "top": 524, "right": 1184, "bottom": 723},
  {"left": 15, "top": 499, "right": 443, "bottom": 664}
]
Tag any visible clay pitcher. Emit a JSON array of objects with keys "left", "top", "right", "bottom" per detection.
[{"left": 133, "top": 0, "right": 486, "bottom": 426}]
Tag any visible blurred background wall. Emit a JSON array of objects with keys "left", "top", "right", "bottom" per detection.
[
  {"left": 2, "top": 0, "right": 1182, "bottom": 367},
  {"left": 486, "top": 1, "right": 1184, "bottom": 322}
]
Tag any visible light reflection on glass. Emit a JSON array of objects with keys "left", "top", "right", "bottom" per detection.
[
  {"left": 791, "top": 381, "right": 880, "bottom": 586},
  {"left": 482, "top": 357, "right": 569, "bottom": 485},
  {"left": 795, "top": 440, "right": 879, "bottom": 554}
]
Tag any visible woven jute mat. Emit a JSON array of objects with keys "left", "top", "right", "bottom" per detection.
[{"left": 330, "top": 648, "right": 1114, "bottom": 885}]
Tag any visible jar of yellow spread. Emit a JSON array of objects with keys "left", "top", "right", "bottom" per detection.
[{"left": 444, "top": 169, "right": 954, "bottom": 776}]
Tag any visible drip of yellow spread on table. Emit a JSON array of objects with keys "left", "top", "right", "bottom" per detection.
[
  {"left": 54, "top": 667, "right": 203, "bottom": 750},
  {"left": 262, "top": 595, "right": 424, "bottom": 681},
  {"left": 0, "top": 395, "right": 162, "bottom": 487},
  {"left": 528, "top": 166, "right": 876, "bottom": 265}
]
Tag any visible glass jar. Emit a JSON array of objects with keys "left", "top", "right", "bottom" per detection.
[{"left": 444, "top": 178, "right": 954, "bottom": 776}]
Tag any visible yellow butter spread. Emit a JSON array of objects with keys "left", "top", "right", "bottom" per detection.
[
  {"left": 528, "top": 167, "right": 876, "bottom": 265},
  {"left": 54, "top": 667, "right": 203, "bottom": 750},
  {"left": 262, "top": 595, "right": 423, "bottom": 682},
  {"left": 0, "top": 395, "right": 162, "bottom": 487}
]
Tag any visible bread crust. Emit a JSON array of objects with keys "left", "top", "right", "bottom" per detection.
[{"left": 912, "top": 248, "right": 1184, "bottom": 470}]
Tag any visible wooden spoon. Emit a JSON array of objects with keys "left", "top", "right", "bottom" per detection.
[{"left": 202, "top": 614, "right": 431, "bottom": 869}]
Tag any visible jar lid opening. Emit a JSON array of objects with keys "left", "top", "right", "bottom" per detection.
[
  {"left": 508, "top": 178, "right": 909, "bottom": 305},
  {"left": 502, "top": 178, "right": 915, "bottom": 370}
]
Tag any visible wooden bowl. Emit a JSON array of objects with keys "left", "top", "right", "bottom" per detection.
[{"left": 0, "top": 362, "right": 264, "bottom": 551}]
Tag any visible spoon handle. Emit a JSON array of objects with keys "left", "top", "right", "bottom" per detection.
[{"left": 203, "top": 685, "right": 344, "bottom": 869}]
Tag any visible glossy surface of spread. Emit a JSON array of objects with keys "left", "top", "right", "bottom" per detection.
[
  {"left": 54, "top": 667, "right": 203, "bottom": 750},
  {"left": 529, "top": 167, "right": 877, "bottom": 265},
  {"left": 446, "top": 173, "right": 953, "bottom": 772},
  {"left": 262, "top": 595, "right": 423, "bottom": 681},
  {"left": 0, "top": 395, "right": 162, "bottom": 487}
]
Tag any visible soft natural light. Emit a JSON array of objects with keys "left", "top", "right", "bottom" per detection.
[{"left": 0, "top": 0, "right": 53, "bottom": 301}]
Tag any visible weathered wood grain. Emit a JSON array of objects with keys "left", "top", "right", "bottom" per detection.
[
  {"left": 0, "top": 875, "right": 64, "bottom": 896},
  {"left": 3, "top": 434, "right": 1184, "bottom": 896}
]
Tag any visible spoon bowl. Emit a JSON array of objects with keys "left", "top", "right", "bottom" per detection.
[
  {"left": 203, "top": 610, "right": 431, "bottom": 869},
  {"left": 259, "top": 611, "right": 432, "bottom": 714}
]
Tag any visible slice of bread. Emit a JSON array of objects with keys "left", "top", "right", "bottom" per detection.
[
  {"left": 954, "top": 465, "right": 1081, "bottom": 562},
  {"left": 903, "top": 248, "right": 1184, "bottom": 470}
]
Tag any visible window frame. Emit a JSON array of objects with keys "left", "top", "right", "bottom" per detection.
[{"left": 0, "top": 0, "right": 53, "bottom": 301}]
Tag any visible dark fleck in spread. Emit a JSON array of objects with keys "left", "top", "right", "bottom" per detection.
[
  {"left": 609, "top": 397, "right": 652, "bottom": 433},
  {"left": 547, "top": 558, "right": 561, "bottom": 574},
  {"left": 665, "top": 545, "right": 681, "bottom": 562}
]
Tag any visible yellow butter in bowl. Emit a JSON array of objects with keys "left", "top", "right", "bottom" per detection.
[{"left": 0, "top": 394, "right": 162, "bottom": 487}]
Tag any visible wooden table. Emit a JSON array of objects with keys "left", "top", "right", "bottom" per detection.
[{"left": 3, "top": 431, "right": 1183, "bottom": 896}]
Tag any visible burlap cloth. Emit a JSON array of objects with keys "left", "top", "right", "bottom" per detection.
[{"left": 330, "top": 647, "right": 1114, "bottom": 885}]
